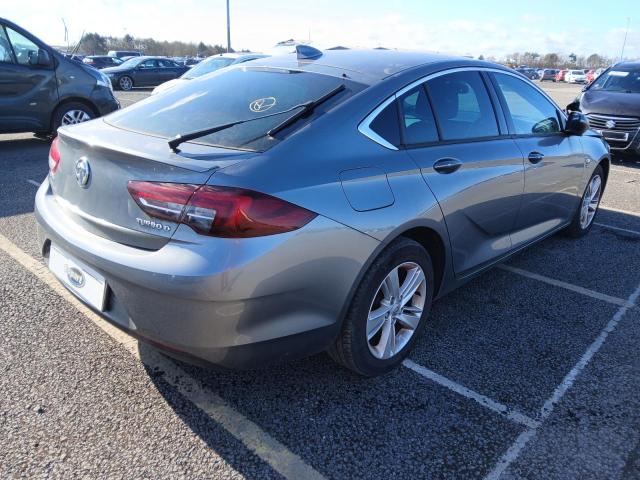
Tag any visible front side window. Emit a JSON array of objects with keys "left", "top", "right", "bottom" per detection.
[
  {"left": 398, "top": 86, "right": 438, "bottom": 145},
  {"left": 493, "top": 73, "right": 560, "bottom": 135},
  {"left": 427, "top": 71, "right": 499, "bottom": 141},
  {"left": 0, "top": 27, "right": 14, "bottom": 63},
  {"left": 139, "top": 59, "right": 158, "bottom": 69},
  {"left": 5, "top": 27, "right": 39, "bottom": 66}
]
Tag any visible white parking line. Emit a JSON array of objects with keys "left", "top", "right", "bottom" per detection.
[
  {"left": 0, "top": 233, "right": 326, "bottom": 480},
  {"left": 498, "top": 265, "right": 634, "bottom": 308},
  {"left": 403, "top": 359, "right": 540, "bottom": 429},
  {"left": 484, "top": 281, "right": 640, "bottom": 480},
  {"left": 594, "top": 222, "right": 640, "bottom": 236},
  {"left": 26, "top": 179, "right": 41, "bottom": 187}
]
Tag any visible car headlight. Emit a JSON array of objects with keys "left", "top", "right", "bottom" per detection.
[{"left": 97, "top": 71, "right": 114, "bottom": 93}]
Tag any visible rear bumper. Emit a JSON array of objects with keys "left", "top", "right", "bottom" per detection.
[{"left": 34, "top": 179, "right": 379, "bottom": 368}]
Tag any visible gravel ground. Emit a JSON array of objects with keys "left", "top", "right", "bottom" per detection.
[{"left": 0, "top": 81, "right": 639, "bottom": 479}]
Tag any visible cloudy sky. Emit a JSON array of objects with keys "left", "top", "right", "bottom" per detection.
[{"left": 4, "top": 0, "right": 638, "bottom": 59}]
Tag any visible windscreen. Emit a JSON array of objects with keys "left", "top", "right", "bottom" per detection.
[
  {"left": 184, "top": 57, "right": 235, "bottom": 78},
  {"left": 106, "top": 67, "right": 363, "bottom": 151},
  {"left": 590, "top": 68, "right": 640, "bottom": 93}
]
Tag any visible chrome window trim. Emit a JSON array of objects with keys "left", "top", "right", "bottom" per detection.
[
  {"left": 358, "top": 66, "right": 567, "bottom": 150},
  {"left": 357, "top": 95, "right": 400, "bottom": 151}
]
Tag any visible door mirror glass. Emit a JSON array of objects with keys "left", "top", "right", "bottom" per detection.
[
  {"left": 565, "top": 111, "right": 589, "bottom": 136},
  {"left": 566, "top": 99, "right": 581, "bottom": 112}
]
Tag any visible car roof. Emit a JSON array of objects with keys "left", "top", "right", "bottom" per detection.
[
  {"left": 612, "top": 61, "right": 640, "bottom": 70},
  {"left": 241, "top": 49, "right": 494, "bottom": 85}
]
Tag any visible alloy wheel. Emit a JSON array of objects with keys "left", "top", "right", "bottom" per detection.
[
  {"left": 579, "top": 174, "right": 602, "bottom": 229},
  {"left": 119, "top": 77, "right": 133, "bottom": 90},
  {"left": 61, "top": 109, "right": 92, "bottom": 126},
  {"left": 367, "top": 262, "right": 427, "bottom": 360}
]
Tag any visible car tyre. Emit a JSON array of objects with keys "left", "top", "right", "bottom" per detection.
[
  {"left": 328, "top": 237, "right": 434, "bottom": 377},
  {"left": 565, "top": 164, "right": 604, "bottom": 238},
  {"left": 51, "top": 102, "right": 95, "bottom": 134},
  {"left": 118, "top": 75, "right": 134, "bottom": 91}
]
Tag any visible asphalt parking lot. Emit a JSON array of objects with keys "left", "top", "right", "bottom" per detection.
[{"left": 1, "top": 82, "right": 640, "bottom": 479}]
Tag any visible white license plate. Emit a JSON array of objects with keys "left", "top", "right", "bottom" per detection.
[{"left": 49, "top": 245, "right": 107, "bottom": 311}]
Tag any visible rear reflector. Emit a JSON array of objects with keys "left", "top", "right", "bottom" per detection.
[
  {"left": 127, "top": 181, "right": 317, "bottom": 238},
  {"left": 48, "top": 137, "right": 61, "bottom": 175}
]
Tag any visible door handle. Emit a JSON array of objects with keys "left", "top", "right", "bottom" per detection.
[
  {"left": 528, "top": 151, "right": 544, "bottom": 164},
  {"left": 433, "top": 158, "right": 462, "bottom": 174}
]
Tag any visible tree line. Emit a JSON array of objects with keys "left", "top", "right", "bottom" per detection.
[
  {"left": 478, "top": 51, "right": 616, "bottom": 69},
  {"left": 75, "top": 32, "right": 232, "bottom": 57}
]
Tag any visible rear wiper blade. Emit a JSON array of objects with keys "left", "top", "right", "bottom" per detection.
[
  {"left": 168, "top": 84, "right": 346, "bottom": 152},
  {"left": 266, "top": 84, "right": 345, "bottom": 136}
]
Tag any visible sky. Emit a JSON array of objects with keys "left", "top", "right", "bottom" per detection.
[{"left": 3, "top": 0, "right": 638, "bottom": 59}]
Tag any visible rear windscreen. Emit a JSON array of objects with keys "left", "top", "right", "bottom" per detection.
[{"left": 106, "top": 67, "right": 364, "bottom": 152}]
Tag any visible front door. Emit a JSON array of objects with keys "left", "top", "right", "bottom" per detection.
[
  {"left": 134, "top": 59, "right": 160, "bottom": 86},
  {"left": 0, "top": 24, "right": 57, "bottom": 133},
  {"left": 489, "top": 72, "right": 584, "bottom": 247}
]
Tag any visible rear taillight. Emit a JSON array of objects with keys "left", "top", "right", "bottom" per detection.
[
  {"left": 127, "top": 181, "right": 317, "bottom": 238},
  {"left": 48, "top": 137, "right": 61, "bottom": 175}
]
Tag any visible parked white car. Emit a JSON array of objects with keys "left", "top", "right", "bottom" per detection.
[{"left": 565, "top": 70, "right": 587, "bottom": 84}]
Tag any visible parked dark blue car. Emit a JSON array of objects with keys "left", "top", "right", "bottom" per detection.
[{"left": 102, "top": 56, "right": 189, "bottom": 91}]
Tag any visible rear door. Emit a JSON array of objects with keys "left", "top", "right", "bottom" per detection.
[
  {"left": 488, "top": 72, "right": 584, "bottom": 247},
  {"left": 404, "top": 70, "right": 525, "bottom": 276},
  {"left": 0, "top": 23, "right": 57, "bottom": 132}
]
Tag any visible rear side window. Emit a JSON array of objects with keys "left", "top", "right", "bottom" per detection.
[
  {"left": 369, "top": 102, "right": 401, "bottom": 147},
  {"left": 427, "top": 71, "right": 499, "bottom": 141},
  {"left": 493, "top": 73, "right": 560, "bottom": 135},
  {"left": 398, "top": 86, "right": 438, "bottom": 145}
]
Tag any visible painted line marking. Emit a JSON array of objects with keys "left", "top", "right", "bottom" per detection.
[
  {"left": 484, "top": 281, "right": 640, "bottom": 480},
  {"left": 499, "top": 265, "right": 634, "bottom": 308},
  {"left": 0, "top": 233, "right": 325, "bottom": 480},
  {"left": 594, "top": 222, "right": 640, "bottom": 236},
  {"left": 403, "top": 359, "right": 540, "bottom": 429},
  {"left": 600, "top": 206, "right": 640, "bottom": 217},
  {"left": 26, "top": 179, "right": 41, "bottom": 187}
]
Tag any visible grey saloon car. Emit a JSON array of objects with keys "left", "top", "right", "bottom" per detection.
[{"left": 35, "top": 48, "right": 610, "bottom": 376}]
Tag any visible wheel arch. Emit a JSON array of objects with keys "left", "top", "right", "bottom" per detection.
[
  {"left": 334, "top": 222, "right": 449, "bottom": 336},
  {"left": 49, "top": 97, "right": 100, "bottom": 132},
  {"left": 598, "top": 154, "right": 611, "bottom": 189}
]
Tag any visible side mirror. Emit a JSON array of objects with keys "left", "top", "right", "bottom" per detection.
[
  {"left": 37, "top": 49, "right": 52, "bottom": 67},
  {"left": 566, "top": 99, "right": 581, "bottom": 113},
  {"left": 565, "top": 111, "right": 589, "bottom": 136}
]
